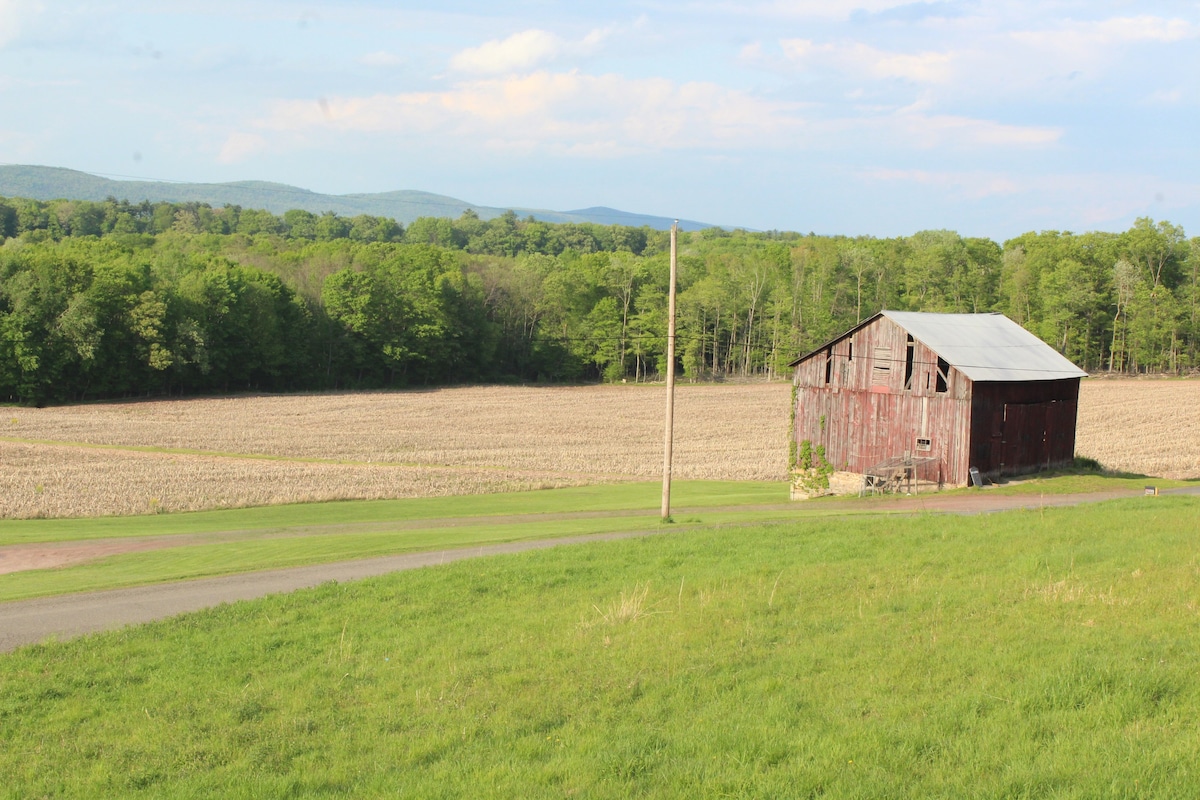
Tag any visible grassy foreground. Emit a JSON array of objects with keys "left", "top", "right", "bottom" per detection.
[
  {"left": 0, "top": 481, "right": 814, "bottom": 602},
  {"left": 987, "top": 472, "right": 1192, "bottom": 495},
  {"left": 3, "top": 496, "right": 1200, "bottom": 797},
  {"left": 3, "top": 475, "right": 1185, "bottom": 604},
  {"left": 0, "top": 480, "right": 789, "bottom": 545}
]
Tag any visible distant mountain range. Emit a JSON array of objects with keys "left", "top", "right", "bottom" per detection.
[{"left": 0, "top": 165, "right": 719, "bottom": 232}]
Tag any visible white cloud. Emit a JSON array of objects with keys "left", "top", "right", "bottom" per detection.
[
  {"left": 238, "top": 65, "right": 1060, "bottom": 164},
  {"left": 450, "top": 29, "right": 560, "bottom": 75},
  {"left": 0, "top": 0, "right": 43, "bottom": 47},
  {"left": 451, "top": 29, "right": 563, "bottom": 74},
  {"left": 739, "top": 41, "right": 765, "bottom": 61},
  {"left": 1012, "top": 16, "right": 1197, "bottom": 50},
  {"left": 773, "top": 12, "right": 1200, "bottom": 107},
  {"left": 449, "top": 27, "right": 611, "bottom": 75},
  {"left": 1147, "top": 88, "right": 1183, "bottom": 104},
  {"left": 1005, "top": 15, "right": 1198, "bottom": 75},
  {"left": 891, "top": 109, "right": 1062, "bottom": 148},
  {"left": 713, "top": 0, "right": 920, "bottom": 21},
  {"left": 217, "top": 131, "right": 267, "bottom": 164},
  {"left": 781, "top": 38, "right": 956, "bottom": 83},
  {"left": 253, "top": 71, "right": 806, "bottom": 155},
  {"left": 1099, "top": 16, "right": 1195, "bottom": 43},
  {"left": 580, "top": 27, "right": 610, "bottom": 50}
]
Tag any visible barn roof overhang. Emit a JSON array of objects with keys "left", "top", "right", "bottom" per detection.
[{"left": 789, "top": 311, "right": 1087, "bottom": 382}]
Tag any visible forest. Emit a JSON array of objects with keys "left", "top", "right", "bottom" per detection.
[{"left": 0, "top": 195, "right": 1197, "bottom": 404}]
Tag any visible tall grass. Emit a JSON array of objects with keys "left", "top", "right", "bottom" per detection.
[{"left": 2, "top": 496, "right": 1199, "bottom": 797}]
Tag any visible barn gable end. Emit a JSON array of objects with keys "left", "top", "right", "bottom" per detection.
[{"left": 791, "top": 312, "right": 1086, "bottom": 490}]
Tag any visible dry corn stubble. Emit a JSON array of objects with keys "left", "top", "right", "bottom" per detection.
[
  {"left": 1, "top": 380, "right": 1195, "bottom": 519},
  {"left": 1, "top": 384, "right": 788, "bottom": 518},
  {"left": 0, "top": 441, "right": 589, "bottom": 519},
  {"left": 5, "top": 384, "right": 788, "bottom": 474},
  {"left": 1075, "top": 379, "right": 1200, "bottom": 480}
]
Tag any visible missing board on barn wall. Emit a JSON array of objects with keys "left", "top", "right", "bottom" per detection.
[
  {"left": 915, "top": 437, "right": 932, "bottom": 452},
  {"left": 872, "top": 346, "right": 892, "bottom": 385}
]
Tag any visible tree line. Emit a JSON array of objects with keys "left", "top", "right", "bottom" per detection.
[
  {"left": 0, "top": 196, "right": 661, "bottom": 256},
  {"left": 0, "top": 195, "right": 1197, "bottom": 404}
]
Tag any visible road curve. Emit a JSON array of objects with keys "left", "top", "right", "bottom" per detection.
[
  {"left": 2, "top": 486, "right": 1197, "bottom": 654},
  {"left": 0, "top": 530, "right": 659, "bottom": 653}
]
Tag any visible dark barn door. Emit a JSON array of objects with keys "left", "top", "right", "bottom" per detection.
[{"left": 1000, "top": 402, "right": 1052, "bottom": 473}]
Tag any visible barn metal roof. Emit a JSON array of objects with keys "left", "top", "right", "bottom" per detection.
[{"left": 880, "top": 311, "right": 1087, "bottom": 382}]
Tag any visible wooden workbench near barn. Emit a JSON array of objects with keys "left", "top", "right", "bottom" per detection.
[{"left": 790, "top": 311, "right": 1087, "bottom": 491}]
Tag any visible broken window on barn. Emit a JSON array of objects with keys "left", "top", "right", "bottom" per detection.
[
  {"left": 824, "top": 347, "right": 833, "bottom": 384},
  {"left": 935, "top": 357, "right": 949, "bottom": 393},
  {"left": 904, "top": 334, "right": 915, "bottom": 391},
  {"left": 872, "top": 346, "right": 891, "bottom": 386}
]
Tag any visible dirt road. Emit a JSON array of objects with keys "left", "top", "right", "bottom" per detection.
[
  {"left": 0, "top": 531, "right": 653, "bottom": 653},
  {"left": 3, "top": 486, "right": 1197, "bottom": 654}
]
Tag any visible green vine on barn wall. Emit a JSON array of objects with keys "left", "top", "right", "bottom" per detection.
[{"left": 793, "top": 438, "right": 834, "bottom": 496}]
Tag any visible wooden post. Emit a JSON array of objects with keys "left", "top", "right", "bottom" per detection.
[{"left": 662, "top": 221, "right": 678, "bottom": 521}]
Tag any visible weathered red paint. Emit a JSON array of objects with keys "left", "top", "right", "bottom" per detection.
[{"left": 792, "top": 316, "right": 1082, "bottom": 487}]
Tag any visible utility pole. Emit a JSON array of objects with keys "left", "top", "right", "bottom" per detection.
[{"left": 661, "top": 221, "right": 678, "bottom": 521}]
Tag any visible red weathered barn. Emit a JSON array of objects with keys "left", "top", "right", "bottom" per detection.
[{"left": 790, "top": 311, "right": 1087, "bottom": 488}]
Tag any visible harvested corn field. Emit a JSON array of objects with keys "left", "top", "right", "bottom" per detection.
[
  {"left": 1, "top": 384, "right": 789, "bottom": 518},
  {"left": 1, "top": 379, "right": 1195, "bottom": 519},
  {"left": 1075, "top": 378, "right": 1200, "bottom": 480},
  {"left": 0, "top": 440, "right": 594, "bottom": 520}
]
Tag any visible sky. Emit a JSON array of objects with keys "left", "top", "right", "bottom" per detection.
[{"left": 0, "top": 0, "right": 1198, "bottom": 240}]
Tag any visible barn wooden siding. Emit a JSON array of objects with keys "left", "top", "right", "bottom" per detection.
[
  {"left": 793, "top": 316, "right": 972, "bottom": 486},
  {"left": 794, "top": 314, "right": 1084, "bottom": 487},
  {"left": 968, "top": 379, "right": 1080, "bottom": 478}
]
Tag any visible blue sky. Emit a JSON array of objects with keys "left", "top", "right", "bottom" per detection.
[{"left": 1, "top": 1, "right": 1197, "bottom": 240}]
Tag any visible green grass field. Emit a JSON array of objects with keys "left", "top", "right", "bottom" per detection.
[
  {"left": 3, "top": 476, "right": 1193, "bottom": 603},
  {"left": 986, "top": 472, "right": 1191, "bottom": 495},
  {"left": 0, "top": 480, "right": 790, "bottom": 545},
  {"left": 3, "top": 494, "right": 1199, "bottom": 798},
  {"left": 0, "top": 481, "right": 809, "bottom": 602}
]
